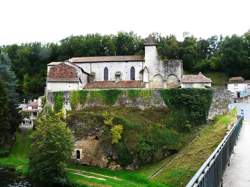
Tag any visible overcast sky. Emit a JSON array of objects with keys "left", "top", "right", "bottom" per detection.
[{"left": 0, "top": 0, "right": 249, "bottom": 45}]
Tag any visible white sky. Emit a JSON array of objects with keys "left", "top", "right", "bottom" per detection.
[{"left": 0, "top": 0, "right": 249, "bottom": 45}]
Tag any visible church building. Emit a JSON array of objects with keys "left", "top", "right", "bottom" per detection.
[{"left": 46, "top": 35, "right": 184, "bottom": 92}]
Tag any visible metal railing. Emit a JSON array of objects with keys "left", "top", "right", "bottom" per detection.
[{"left": 186, "top": 115, "right": 243, "bottom": 187}]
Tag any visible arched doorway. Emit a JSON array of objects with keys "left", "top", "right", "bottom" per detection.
[
  {"left": 166, "top": 74, "right": 179, "bottom": 88},
  {"left": 151, "top": 74, "right": 164, "bottom": 88},
  {"left": 76, "top": 150, "right": 81, "bottom": 160}
]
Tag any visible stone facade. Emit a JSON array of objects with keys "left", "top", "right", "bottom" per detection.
[{"left": 208, "top": 88, "right": 233, "bottom": 120}]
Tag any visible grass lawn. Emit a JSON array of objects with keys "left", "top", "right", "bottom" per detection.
[{"left": 150, "top": 109, "right": 237, "bottom": 187}]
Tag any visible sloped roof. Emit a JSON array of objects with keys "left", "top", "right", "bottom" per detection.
[
  {"left": 69, "top": 55, "right": 144, "bottom": 63},
  {"left": 84, "top": 81, "right": 145, "bottom": 89},
  {"left": 181, "top": 72, "right": 212, "bottom": 83},
  {"left": 228, "top": 77, "right": 245, "bottom": 83},
  {"left": 47, "top": 63, "right": 78, "bottom": 82}
]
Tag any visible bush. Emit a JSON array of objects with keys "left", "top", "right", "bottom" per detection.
[
  {"left": 114, "top": 142, "right": 133, "bottom": 167},
  {"left": 0, "top": 149, "right": 10, "bottom": 158}
]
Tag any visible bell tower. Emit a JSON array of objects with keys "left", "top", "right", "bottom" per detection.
[{"left": 144, "top": 35, "right": 161, "bottom": 86}]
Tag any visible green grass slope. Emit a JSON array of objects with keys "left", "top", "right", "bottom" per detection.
[{"left": 151, "top": 109, "right": 236, "bottom": 187}]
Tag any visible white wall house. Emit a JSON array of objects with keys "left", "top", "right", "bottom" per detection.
[
  {"left": 46, "top": 35, "right": 183, "bottom": 92},
  {"left": 181, "top": 72, "right": 212, "bottom": 89},
  {"left": 227, "top": 77, "right": 250, "bottom": 98},
  {"left": 19, "top": 98, "right": 43, "bottom": 129}
]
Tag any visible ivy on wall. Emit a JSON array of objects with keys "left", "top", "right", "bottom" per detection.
[
  {"left": 54, "top": 92, "right": 64, "bottom": 113},
  {"left": 127, "top": 89, "right": 153, "bottom": 99},
  {"left": 88, "top": 89, "right": 123, "bottom": 105},
  {"left": 160, "top": 88, "right": 213, "bottom": 128},
  {"left": 70, "top": 90, "right": 88, "bottom": 110}
]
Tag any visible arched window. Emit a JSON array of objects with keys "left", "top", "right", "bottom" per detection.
[
  {"left": 76, "top": 150, "right": 80, "bottom": 160},
  {"left": 130, "top": 66, "right": 135, "bottom": 80},
  {"left": 104, "top": 67, "right": 109, "bottom": 81}
]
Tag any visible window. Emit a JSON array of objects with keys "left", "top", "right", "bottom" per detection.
[
  {"left": 130, "top": 66, "right": 135, "bottom": 80},
  {"left": 104, "top": 67, "right": 108, "bottom": 81},
  {"left": 115, "top": 71, "right": 121, "bottom": 81}
]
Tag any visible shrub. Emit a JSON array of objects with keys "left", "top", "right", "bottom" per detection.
[
  {"left": 114, "top": 142, "right": 133, "bottom": 167},
  {"left": 0, "top": 149, "right": 10, "bottom": 158}
]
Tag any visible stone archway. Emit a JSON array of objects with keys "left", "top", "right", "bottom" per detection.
[
  {"left": 166, "top": 74, "right": 179, "bottom": 88},
  {"left": 151, "top": 74, "right": 164, "bottom": 88}
]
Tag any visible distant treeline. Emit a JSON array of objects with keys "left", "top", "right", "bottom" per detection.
[{"left": 0, "top": 31, "right": 250, "bottom": 99}]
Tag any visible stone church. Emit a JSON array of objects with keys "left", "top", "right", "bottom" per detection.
[{"left": 46, "top": 35, "right": 183, "bottom": 92}]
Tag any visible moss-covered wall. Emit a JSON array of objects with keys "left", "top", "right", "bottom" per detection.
[{"left": 48, "top": 88, "right": 229, "bottom": 122}]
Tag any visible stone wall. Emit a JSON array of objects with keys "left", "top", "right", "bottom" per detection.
[
  {"left": 47, "top": 89, "right": 166, "bottom": 110},
  {"left": 48, "top": 88, "right": 232, "bottom": 120},
  {"left": 208, "top": 88, "right": 233, "bottom": 120}
]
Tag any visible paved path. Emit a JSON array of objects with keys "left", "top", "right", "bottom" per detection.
[{"left": 223, "top": 103, "right": 250, "bottom": 187}]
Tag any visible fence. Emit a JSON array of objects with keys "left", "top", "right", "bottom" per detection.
[{"left": 186, "top": 115, "right": 243, "bottom": 187}]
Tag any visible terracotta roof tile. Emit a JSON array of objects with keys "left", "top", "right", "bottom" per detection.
[
  {"left": 69, "top": 55, "right": 144, "bottom": 63},
  {"left": 229, "top": 76, "right": 245, "bottom": 83},
  {"left": 181, "top": 72, "right": 212, "bottom": 83},
  {"left": 48, "top": 63, "right": 78, "bottom": 81},
  {"left": 84, "top": 81, "right": 145, "bottom": 89}
]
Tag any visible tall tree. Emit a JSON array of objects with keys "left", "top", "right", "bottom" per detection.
[
  {"left": 0, "top": 52, "right": 20, "bottom": 145},
  {"left": 29, "top": 114, "right": 73, "bottom": 186}
]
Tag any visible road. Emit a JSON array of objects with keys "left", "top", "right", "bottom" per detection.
[{"left": 223, "top": 103, "right": 250, "bottom": 187}]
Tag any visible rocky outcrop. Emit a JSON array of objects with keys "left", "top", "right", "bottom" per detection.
[{"left": 73, "top": 136, "right": 109, "bottom": 168}]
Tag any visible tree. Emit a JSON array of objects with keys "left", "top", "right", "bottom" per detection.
[
  {"left": 29, "top": 114, "right": 73, "bottom": 186},
  {"left": 0, "top": 81, "right": 11, "bottom": 146},
  {"left": 0, "top": 53, "right": 20, "bottom": 146}
]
